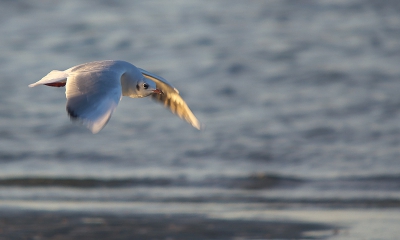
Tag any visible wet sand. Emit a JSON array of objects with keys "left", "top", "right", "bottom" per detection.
[{"left": 0, "top": 210, "right": 334, "bottom": 240}]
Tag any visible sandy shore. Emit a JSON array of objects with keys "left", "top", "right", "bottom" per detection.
[{"left": 0, "top": 210, "right": 334, "bottom": 240}]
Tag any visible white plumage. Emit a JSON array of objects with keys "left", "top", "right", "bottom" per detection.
[{"left": 29, "top": 60, "right": 201, "bottom": 133}]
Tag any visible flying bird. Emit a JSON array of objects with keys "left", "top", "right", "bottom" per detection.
[{"left": 29, "top": 60, "right": 201, "bottom": 133}]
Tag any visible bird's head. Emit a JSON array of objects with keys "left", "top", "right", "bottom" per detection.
[{"left": 135, "top": 78, "right": 162, "bottom": 97}]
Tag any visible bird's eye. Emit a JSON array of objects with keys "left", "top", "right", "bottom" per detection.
[{"left": 143, "top": 83, "right": 149, "bottom": 89}]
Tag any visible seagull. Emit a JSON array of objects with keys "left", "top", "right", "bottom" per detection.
[{"left": 29, "top": 60, "right": 201, "bottom": 133}]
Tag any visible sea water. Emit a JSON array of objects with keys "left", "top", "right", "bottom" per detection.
[{"left": 1, "top": 1, "right": 400, "bottom": 239}]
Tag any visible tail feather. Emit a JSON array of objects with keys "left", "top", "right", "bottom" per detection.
[{"left": 29, "top": 70, "right": 68, "bottom": 87}]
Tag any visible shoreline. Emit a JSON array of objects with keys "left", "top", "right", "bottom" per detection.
[
  {"left": 1, "top": 204, "right": 400, "bottom": 239},
  {"left": 0, "top": 210, "right": 336, "bottom": 240}
]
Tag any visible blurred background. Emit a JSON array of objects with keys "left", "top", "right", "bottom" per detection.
[{"left": 1, "top": 0, "right": 400, "bottom": 239}]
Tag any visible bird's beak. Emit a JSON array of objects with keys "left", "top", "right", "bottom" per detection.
[{"left": 152, "top": 89, "right": 163, "bottom": 94}]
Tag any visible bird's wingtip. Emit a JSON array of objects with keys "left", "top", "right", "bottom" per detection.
[{"left": 193, "top": 121, "right": 204, "bottom": 131}]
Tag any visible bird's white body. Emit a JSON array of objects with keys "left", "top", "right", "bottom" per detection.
[{"left": 29, "top": 60, "right": 201, "bottom": 133}]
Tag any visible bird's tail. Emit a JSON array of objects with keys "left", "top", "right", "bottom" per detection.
[{"left": 29, "top": 70, "right": 68, "bottom": 87}]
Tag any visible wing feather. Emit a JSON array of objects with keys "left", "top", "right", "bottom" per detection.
[
  {"left": 65, "top": 70, "right": 122, "bottom": 133},
  {"left": 140, "top": 69, "right": 201, "bottom": 130}
]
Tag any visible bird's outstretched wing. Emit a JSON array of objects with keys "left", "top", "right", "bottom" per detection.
[
  {"left": 139, "top": 68, "right": 201, "bottom": 130},
  {"left": 65, "top": 70, "right": 122, "bottom": 133}
]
